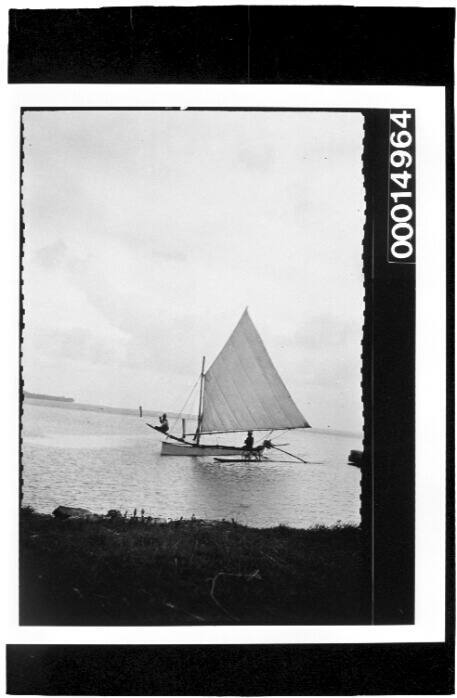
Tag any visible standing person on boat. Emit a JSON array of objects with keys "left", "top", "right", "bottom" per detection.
[{"left": 157, "top": 413, "right": 169, "bottom": 433}]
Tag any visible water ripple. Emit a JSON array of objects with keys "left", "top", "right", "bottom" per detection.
[{"left": 22, "top": 404, "right": 362, "bottom": 529}]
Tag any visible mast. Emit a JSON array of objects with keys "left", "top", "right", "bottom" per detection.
[{"left": 194, "top": 355, "right": 206, "bottom": 444}]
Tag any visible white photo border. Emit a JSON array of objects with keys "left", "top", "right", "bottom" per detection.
[{"left": 2, "top": 84, "right": 446, "bottom": 646}]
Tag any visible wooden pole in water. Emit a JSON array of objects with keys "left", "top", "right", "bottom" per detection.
[{"left": 195, "top": 356, "right": 206, "bottom": 445}]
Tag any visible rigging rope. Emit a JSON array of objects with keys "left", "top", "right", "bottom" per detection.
[
  {"left": 264, "top": 428, "right": 289, "bottom": 443},
  {"left": 168, "top": 376, "right": 200, "bottom": 438}
]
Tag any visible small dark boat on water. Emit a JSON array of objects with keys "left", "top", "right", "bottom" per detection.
[{"left": 348, "top": 449, "right": 363, "bottom": 467}]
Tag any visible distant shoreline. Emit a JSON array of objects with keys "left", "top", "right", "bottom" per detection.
[
  {"left": 23, "top": 397, "right": 362, "bottom": 439},
  {"left": 24, "top": 391, "right": 74, "bottom": 403},
  {"left": 23, "top": 396, "right": 196, "bottom": 421}
]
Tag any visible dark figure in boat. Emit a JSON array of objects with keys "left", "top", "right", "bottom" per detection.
[
  {"left": 156, "top": 413, "right": 169, "bottom": 433},
  {"left": 244, "top": 431, "right": 254, "bottom": 451},
  {"left": 242, "top": 432, "right": 274, "bottom": 462},
  {"left": 243, "top": 431, "right": 260, "bottom": 461}
]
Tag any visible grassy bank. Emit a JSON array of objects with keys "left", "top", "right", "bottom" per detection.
[{"left": 20, "top": 508, "right": 368, "bottom": 625}]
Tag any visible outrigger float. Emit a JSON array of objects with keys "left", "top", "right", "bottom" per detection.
[{"left": 148, "top": 309, "right": 311, "bottom": 462}]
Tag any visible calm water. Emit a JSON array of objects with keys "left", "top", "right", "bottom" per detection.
[{"left": 22, "top": 403, "right": 362, "bottom": 529}]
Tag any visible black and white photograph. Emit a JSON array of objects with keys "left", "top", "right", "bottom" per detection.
[{"left": 20, "top": 108, "right": 367, "bottom": 626}]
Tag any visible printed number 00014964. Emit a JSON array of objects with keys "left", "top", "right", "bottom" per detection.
[{"left": 388, "top": 110, "right": 415, "bottom": 262}]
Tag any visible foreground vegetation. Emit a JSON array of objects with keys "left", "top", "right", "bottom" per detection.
[{"left": 20, "top": 508, "right": 368, "bottom": 625}]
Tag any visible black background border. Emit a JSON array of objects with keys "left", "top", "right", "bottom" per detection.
[{"left": 8, "top": 5, "right": 454, "bottom": 695}]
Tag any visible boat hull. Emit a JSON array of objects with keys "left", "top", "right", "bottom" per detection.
[{"left": 161, "top": 441, "right": 243, "bottom": 457}]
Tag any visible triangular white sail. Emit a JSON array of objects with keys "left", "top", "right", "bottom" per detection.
[{"left": 200, "top": 309, "right": 310, "bottom": 434}]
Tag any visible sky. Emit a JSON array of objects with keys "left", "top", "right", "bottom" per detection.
[{"left": 22, "top": 109, "right": 365, "bottom": 432}]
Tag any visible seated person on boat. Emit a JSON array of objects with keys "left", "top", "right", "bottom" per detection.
[
  {"left": 244, "top": 431, "right": 254, "bottom": 451},
  {"left": 156, "top": 413, "right": 169, "bottom": 433},
  {"left": 243, "top": 431, "right": 261, "bottom": 461}
]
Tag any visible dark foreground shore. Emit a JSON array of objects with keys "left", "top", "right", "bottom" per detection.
[{"left": 20, "top": 508, "right": 368, "bottom": 625}]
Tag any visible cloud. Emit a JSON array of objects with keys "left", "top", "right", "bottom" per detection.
[
  {"left": 33, "top": 240, "right": 69, "bottom": 269},
  {"left": 291, "top": 313, "right": 362, "bottom": 353},
  {"left": 25, "top": 326, "right": 124, "bottom": 366}
]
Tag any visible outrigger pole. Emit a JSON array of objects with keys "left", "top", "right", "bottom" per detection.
[
  {"left": 194, "top": 356, "right": 206, "bottom": 445},
  {"left": 270, "top": 445, "right": 308, "bottom": 464}
]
